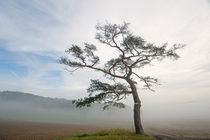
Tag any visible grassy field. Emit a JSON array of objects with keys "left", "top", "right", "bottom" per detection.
[{"left": 58, "top": 129, "right": 155, "bottom": 140}]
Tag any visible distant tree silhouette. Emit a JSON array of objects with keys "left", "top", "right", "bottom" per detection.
[{"left": 60, "top": 22, "right": 185, "bottom": 134}]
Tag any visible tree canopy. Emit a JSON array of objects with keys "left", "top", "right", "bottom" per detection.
[{"left": 60, "top": 22, "right": 184, "bottom": 110}]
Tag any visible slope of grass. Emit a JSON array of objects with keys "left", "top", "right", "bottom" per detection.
[{"left": 57, "top": 128, "right": 155, "bottom": 140}]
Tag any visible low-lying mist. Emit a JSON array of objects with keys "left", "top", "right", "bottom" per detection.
[
  {"left": 0, "top": 91, "right": 133, "bottom": 127},
  {"left": 1, "top": 91, "right": 210, "bottom": 136}
]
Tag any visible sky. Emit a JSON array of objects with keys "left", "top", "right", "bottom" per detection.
[{"left": 0, "top": 0, "right": 210, "bottom": 119}]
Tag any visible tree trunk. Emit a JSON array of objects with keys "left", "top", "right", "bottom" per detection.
[
  {"left": 133, "top": 98, "right": 144, "bottom": 134},
  {"left": 126, "top": 78, "right": 144, "bottom": 134}
]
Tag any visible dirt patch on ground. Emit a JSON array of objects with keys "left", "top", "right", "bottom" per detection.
[
  {"left": 144, "top": 120, "right": 210, "bottom": 138},
  {"left": 1, "top": 119, "right": 210, "bottom": 140},
  {"left": 0, "top": 119, "right": 102, "bottom": 140}
]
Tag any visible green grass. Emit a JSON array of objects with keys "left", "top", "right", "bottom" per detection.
[{"left": 56, "top": 128, "right": 155, "bottom": 140}]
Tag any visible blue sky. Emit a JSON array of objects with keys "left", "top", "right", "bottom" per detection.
[
  {"left": 0, "top": 0, "right": 210, "bottom": 118},
  {"left": 0, "top": 0, "right": 81, "bottom": 97}
]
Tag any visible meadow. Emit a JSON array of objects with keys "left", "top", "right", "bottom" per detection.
[{"left": 58, "top": 129, "right": 154, "bottom": 140}]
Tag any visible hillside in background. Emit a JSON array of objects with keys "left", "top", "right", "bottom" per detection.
[
  {"left": 0, "top": 91, "right": 76, "bottom": 110},
  {"left": 0, "top": 91, "right": 132, "bottom": 126}
]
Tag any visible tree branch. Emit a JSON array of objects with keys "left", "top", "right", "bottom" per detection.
[{"left": 132, "top": 72, "right": 160, "bottom": 91}]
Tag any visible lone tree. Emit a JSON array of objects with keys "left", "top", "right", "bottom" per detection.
[{"left": 60, "top": 22, "right": 184, "bottom": 134}]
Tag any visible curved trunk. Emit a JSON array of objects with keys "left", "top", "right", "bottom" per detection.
[{"left": 127, "top": 78, "right": 144, "bottom": 134}]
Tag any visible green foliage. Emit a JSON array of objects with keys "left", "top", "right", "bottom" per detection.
[
  {"left": 87, "top": 80, "right": 129, "bottom": 93},
  {"left": 60, "top": 43, "right": 99, "bottom": 68},
  {"left": 59, "top": 129, "right": 155, "bottom": 140},
  {"left": 59, "top": 57, "right": 84, "bottom": 68},
  {"left": 74, "top": 133, "right": 89, "bottom": 138},
  {"left": 72, "top": 80, "right": 130, "bottom": 109}
]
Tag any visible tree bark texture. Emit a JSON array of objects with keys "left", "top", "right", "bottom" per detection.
[{"left": 127, "top": 78, "right": 144, "bottom": 134}]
